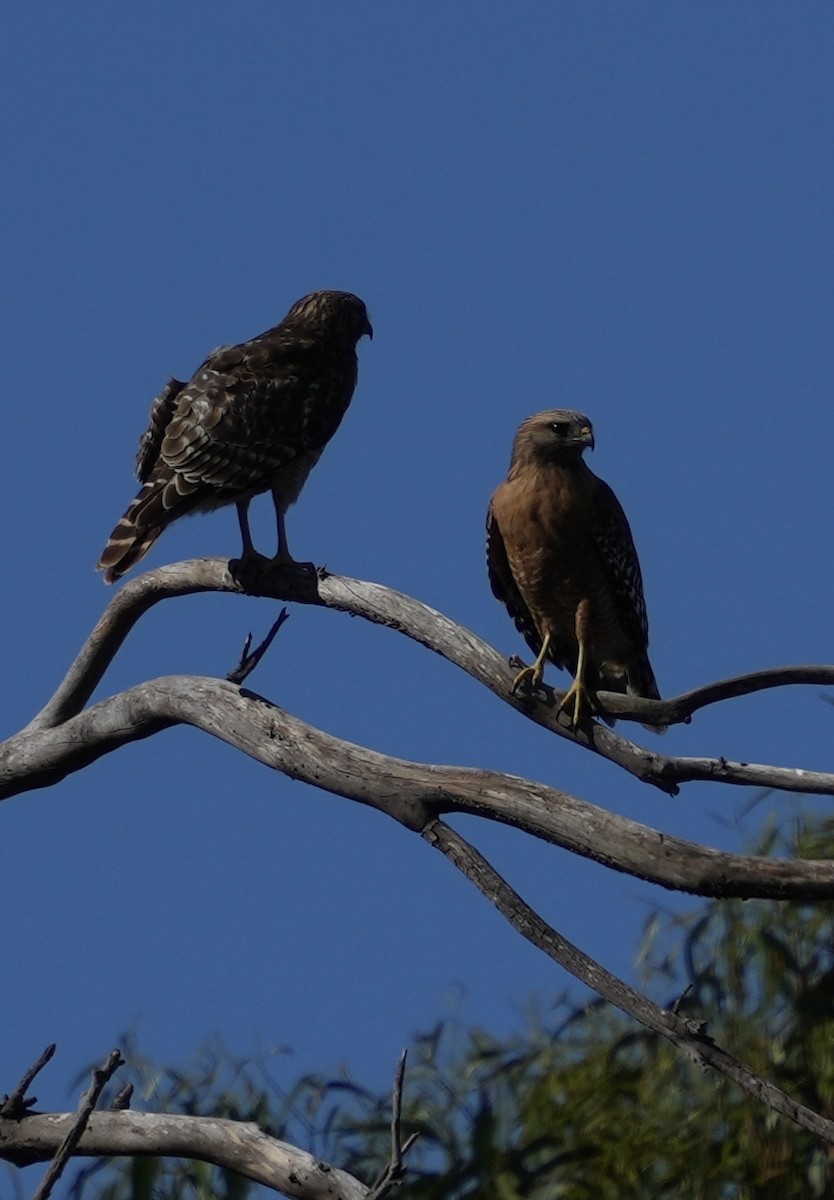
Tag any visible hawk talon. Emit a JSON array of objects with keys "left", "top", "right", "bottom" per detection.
[
  {"left": 267, "top": 556, "right": 317, "bottom": 577},
  {"left": 510, "top": 662, "right": 546, "bottom": 697},
  {"left": 556, "top": 678, "right": 592, "bottom": 730},
  {"left": 228, "top": 550, "right": 271, "bottom": 590},
  {"left": 509, "top": 630, "right": 551, "bottom": 699}
]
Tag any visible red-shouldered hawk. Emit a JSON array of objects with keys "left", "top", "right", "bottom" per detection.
[
  {"left": 97, "top": 290, "right": 372, "bottom": 583},
  {"left": 487, "top": 409, "right": 663, "bottom": 731}
]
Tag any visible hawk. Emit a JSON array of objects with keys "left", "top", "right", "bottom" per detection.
[
  {"left": 97, "top": 290, "right": 373, "bottom": 583},
  {"left": 487, "top": 409, "right": 662, "bottom": 730}
]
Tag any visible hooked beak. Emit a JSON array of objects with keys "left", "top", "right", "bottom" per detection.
[{"left": 580, "top": 424, "right": 595, "bottom": 451}]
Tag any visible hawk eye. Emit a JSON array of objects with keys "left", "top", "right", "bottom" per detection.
[{"left": 551, "top": 422, "right": 570, "bottom": 437}]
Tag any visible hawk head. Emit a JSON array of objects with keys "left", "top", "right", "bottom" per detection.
[
  {"left": 511, "top": 409, "right": 594, "bottom": 467},
  {"left": 284, "top": 290, "right": 373, "bottom": 342}
]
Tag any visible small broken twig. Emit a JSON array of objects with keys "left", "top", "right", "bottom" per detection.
[
  {"left": 110, "top": 1083, "right": 133, "bottom": 1111},
  {"left": 226, "top": 608, "right": 290, "bottom": 685},
  {"left": 32, "top": 1048, "right": 124, "bottom": 1200},
  {"left": 670, "top": 984, "right": 694, "bottom": 1015},
  {"left": 0, "top": 1044, "right": 56, "bottom": 1119},
  {"left": 367, "top": 1050, "right": 418, "bottom": 1199}
]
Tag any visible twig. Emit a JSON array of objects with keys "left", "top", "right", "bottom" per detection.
[
  {"left": 0, "top": 1044, "right": 56, "bottom": 1119},
  {"left": 422, "top": 817, "right": 834, "bottom": 1146},
  {"left": 367, "top": 1050, "right": 418, "bottom": 1199},
  {"left": 670, "top": 984, "right": 694, "bottom": 1015},
  {"left": 32, "top": 1048, "right": 124, "bottom": 1200},
  {"left": 226, "top": 608, "right": 290, "bottom": 684},
  {"left": 110, "top": 1083, "right": 133, "bottom": 1111}
]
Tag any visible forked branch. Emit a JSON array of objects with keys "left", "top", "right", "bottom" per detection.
[
  {"left": 5, "top": 674, "right": 834, "bottom": 899},
  {"left": 0, "top": 1045, "right": 371, "bottom": 1198},
  {"left": 24, "top": 559, "right": 834, "bottom": 798},
  {"left": 4, "top": 555, "right": 834, "bottom": 1169}
]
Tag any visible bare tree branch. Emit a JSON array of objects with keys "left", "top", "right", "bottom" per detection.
[
  {"left": 421, "top": 818, "right": 834, "bottom": 1147},
  {"left": 110, "top": 1083, "right": 133, "bottom": 1111},
  {"left": 5, "top": 676, "right": 834, "bottom": 900},
  {"left": 6, "top": 555, "right": 834, "bottom": 1179},
  {"left": 0, "top": 1109, "right": 369, "bottom": 1199},
  {"left": 33, "top": 1048, "right": 124, "bottom": 1200},
  {"left": 226, "top": 607, "right": 291, "bottom": 684},
  {"left": 0, "top": 1045, "right": 56, "bottom": 1120},
  {"left": 24, "top": 560, "right": 834, "bottom": 799},
  {"left": 367, "top": 1050, "right": 417, "bottom": 1200}
]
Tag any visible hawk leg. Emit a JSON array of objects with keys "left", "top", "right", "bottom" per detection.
[
  {"left": 271, "top": 487, "right": 295, "bottom": 565},
  {"left": 511, "top": 632, "right": 551, "bottom": 696},
  {"left": 557, "top": 599, "right": 592, "bottom": 729},
  {"left": 236, "top": 500, "right": 256, "bottom": 557},
  {"left": 235, "top": 500, "right": 269, "bottom": 566},
  {"left": 230, "top": 499, "right": 271, "bottom": 586}
]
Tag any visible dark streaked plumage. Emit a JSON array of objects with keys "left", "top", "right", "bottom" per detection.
[
  {"left": 97, "top": 290, "right": 372, "bottom": 583},
  {"left": 487, "top": 409, "right": 662, "bottom": 730}
]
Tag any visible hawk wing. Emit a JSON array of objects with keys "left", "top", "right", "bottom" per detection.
[
  {"left": 130, "top": 336, "right": 352, "bottom": 525},
  {"left": 589, "top": 474, "right": 650, "bottom": 654},
  {"left": 486, "top": 500, "right": 543, "bottom": 661},
  {"left": 136, "top": 376, "right": 186, "bottom": 483}
]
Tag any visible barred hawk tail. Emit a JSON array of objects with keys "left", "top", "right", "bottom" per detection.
[{"left": 96, "top": 484, "right": 167, "bottom": 583}]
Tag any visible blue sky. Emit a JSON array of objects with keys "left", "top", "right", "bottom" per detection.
[{"left": 3, "top": 0, "right": 834, "bottom": 1172}]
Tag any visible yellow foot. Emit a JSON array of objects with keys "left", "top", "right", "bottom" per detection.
[
  {"left": 510, "top": 660, "right": 544, "bottom": 696},
  {"left": 557, "top": 677, "right": 592, "bottom": 729}
]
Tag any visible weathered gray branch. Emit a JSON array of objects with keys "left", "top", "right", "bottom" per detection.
[
  {"left": 6, "top": 555, "right": 834, "bottom": 1174},
  {"left": 6, "top": 674, "right": 834, "bottom": 900},
  {"left": 0, "top": 1109, "right": 368, "bottom": 1200},
  {"left": 25, "top": 559, "right": 834, "bottom": 799},
  {"left": 423, "top": 819, "right": 834, "bottom": 1147}
]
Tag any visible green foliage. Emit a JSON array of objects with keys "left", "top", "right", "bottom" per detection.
[{"left": 67, "top": 813, "right": 834, "bottom": 1200}]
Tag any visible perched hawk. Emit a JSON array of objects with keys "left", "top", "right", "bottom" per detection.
[
  {"left": 97, "top": 290, "right": 373, "bottom": 583},
  {"left": 487, "top": 409, "right": 662, "bottom": 730}
]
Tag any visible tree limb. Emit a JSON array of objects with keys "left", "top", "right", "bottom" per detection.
[
  {"left": 24, "top": 560, "right": 834, "bottom": 799},
  {"left": 421, "top": 818, "right": 834, "bottom": 1146},
  {"left": 0, "top": 1109, "right": 368, "bottom": 1200},
  {"left": 6, "top": 675, "right": 834, "bottom": 900},
  {"left": 0, "top": 1045, "right": 56, "bottom": 1120},
  {"left": 7, "top": 555, "right": 834, "bottom": 1175}
]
